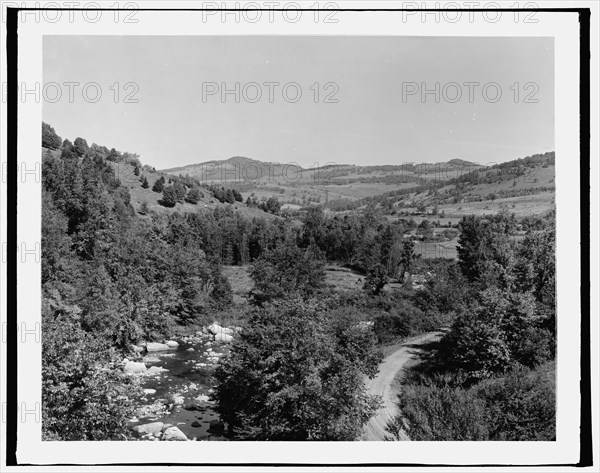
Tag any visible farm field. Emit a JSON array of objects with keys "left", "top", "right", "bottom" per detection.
[{"left": 438, "top": 192, "right": 555, "bottom": 217}]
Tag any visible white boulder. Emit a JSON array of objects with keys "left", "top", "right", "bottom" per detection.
[
  {"left": 208, "top": 323, "right": 234, "bottom": 335},
  {"left": 124, "top": 361, "right": 147, "bottom": 374},
  {"left": 133, "top": 422, "right": 164, "bottom": 436},
  {"left": 146, "top": 342, "right": 170, "bottom": 352},
  {"left": 163, "top": 426, "right": 188, "bottom": 441},
  {"left": 214, "top": 333, "right": 233, "bottom": 343},
  {"left": 147, "top": 366, "right": 169, "bottom": 375},
  {"left": 166, "top": 340, "right": 179, "bottom": 348}
]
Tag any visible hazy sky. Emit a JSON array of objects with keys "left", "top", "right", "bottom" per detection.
[{"left": 43, "top": 36, "right": 554, "bottom": 169}]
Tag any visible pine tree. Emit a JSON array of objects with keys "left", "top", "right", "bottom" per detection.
[
  {"left": 152, "top": 178, "right": 164, "bottom": 193},
  {"left": 141, "top": 177, "right": 149, "bottom": 189},
  {"left": 159, "top": 186, "right": 177, "bottom": 207}
]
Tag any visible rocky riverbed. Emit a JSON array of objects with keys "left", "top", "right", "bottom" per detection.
[{"left": 124, "top": 323, "right": 239, "bottom": 441}]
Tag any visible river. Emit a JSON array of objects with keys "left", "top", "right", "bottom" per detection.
[{"left": 128, "top": 333, "right": 231, "bottom": 441}]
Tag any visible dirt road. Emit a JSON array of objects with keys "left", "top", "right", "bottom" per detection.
[{"left": 361, "top": 331, "right": 442, "bottom": 441}]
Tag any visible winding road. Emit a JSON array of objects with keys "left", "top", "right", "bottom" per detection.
[{"left": 361, "top": 331, "right": 442, "bottom": 441}]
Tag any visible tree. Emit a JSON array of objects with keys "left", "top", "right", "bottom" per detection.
[
  {"left": 513, "top": 227, "right": 556, "bottom": 332},
  {"left": 213, "top": 298, "right": 382, "bottom": 440},
  {"left": 73, "top": 137, "right": 89, "bottom": 157},
  {"left": 42, "top": 320, "right": 140, "bottom": 440},
  {"left": 363, "top": 263, "right": 387, "bottom": 296},
  {"left": 133, "top": 165, "right": 140, "bottom": 176},
  {"left": 139, "top": 201, "right": 149, "bottom": 214},
  {"left": 249, "top": 240, "right": 325, "bottom": 304},
  {"left": 457, "top": 212, "right": 516, "bottom": 286},
  {"left": 185, "top": 187, "right": 202, "bottom": 204},
  {"left": 173, "top": 181, "right": 187, "bottom": 203},
  {"left": 399, "top": 239, "right": 414, "bottom": 283},
  {"left": 61, "top": 139, "right": 77, "bottom": 160},
  {"left": 435, "top": 307, "right": 511, "bottom": 383},
  {"left": 263, "top": 196, "right": 281, "bottom": 214},
  {"left": 152, "top": 178, "right": 164, "bottom": 193},
  {"left": 209, "top": 273, "right": 233, "bottom": 310},
  {"left": 141, "top": 176, "right": 149, "bottom": 189},
  {"left": 159, "top": 186, "right": 178, "bottom": 207},
  {"left": 42, "top": 122, "right": 62, "bottom": 149}
]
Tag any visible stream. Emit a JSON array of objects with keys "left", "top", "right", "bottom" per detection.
[{"left": 127, "top": 332, "right": 231, "bottom": 441}]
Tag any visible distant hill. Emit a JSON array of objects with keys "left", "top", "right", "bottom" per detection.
[
  {"left": 447, "top": 158, "right": 478, "bottom": 167},
  {"left": 44, "top": 132, "right": 555, "bottom": 222},
  {"left": 159, "top": 154, "right": 554, "bottom": 215}
]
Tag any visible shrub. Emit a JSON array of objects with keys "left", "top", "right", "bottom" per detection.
[
  {"left": 388, "top": 377, "right": 489, "bottom": 440},
  {"left": 477, "top": 363, "right": 556, "bottom": 440}
]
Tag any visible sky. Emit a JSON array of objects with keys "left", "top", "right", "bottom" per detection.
[{"left": 43, "top": 36, "right": 554, "bottom": 170}]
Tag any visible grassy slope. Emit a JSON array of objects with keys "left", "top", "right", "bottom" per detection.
[{"left": 42, "top": 147, "right": 281, "bottom": 220}]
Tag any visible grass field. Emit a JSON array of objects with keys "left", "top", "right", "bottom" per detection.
[{"left": 439, "top": 192, "right": 555, "bottom": 218}]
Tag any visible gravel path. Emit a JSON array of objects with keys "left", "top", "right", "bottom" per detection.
[{"left": 361, "top": 331, "right": 442, "bottom": 441}]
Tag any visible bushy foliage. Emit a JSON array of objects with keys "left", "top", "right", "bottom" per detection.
[
  {"left": 209, "top": 185, "right": 243, "bottom": 204},
  {"left": 411, "top": 259, "right": 470, "bottom": 321},
  {"left": 363, "top": 263, "right": 387, "bottom": 296},
  {"left": 159, "top": 186, "right": 178, "bottom": 207},
  {"left": 475, "top": 363, "right": 555, "bottom": 440},
  {"left": 185, "top": 187, "right": 203, "bottom": 204},
  {"left": 388, "top": 363, "right": 555, "bottom": 441},
  {"left": 457, "top": 211, "right": 517, "bottom": 286},
  {"left": 173, "top": 181, "right": 187, "bottom": 203},
  {"left": 249, "top": 240, "right": 325, "bottom": 304},
  {"left": 42, "top": 318, "right": 140, "bottom": 440},
  {"left": 386, "top": 210, "right": 556, "bottom": 441},
  {"left": 41, "top": 126, "right": 241, "bottom": 439},
  {"left": 432, "top": 288, "right": 553, "bottom": 383},
  {"left": 389, "top": 375, "right": 490, "bottom": 440},
  {"left": 73, "top": 137, "right": 90, "bottom": 157},
  {"left": 42, "top": 122, "right": 62, "bottom": 149},
  {"left": 213, "top": 298, "right": 382, "bottom": 440},
  {"left": 152, "top": 176, "right": 165, "bottom": 193}
]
